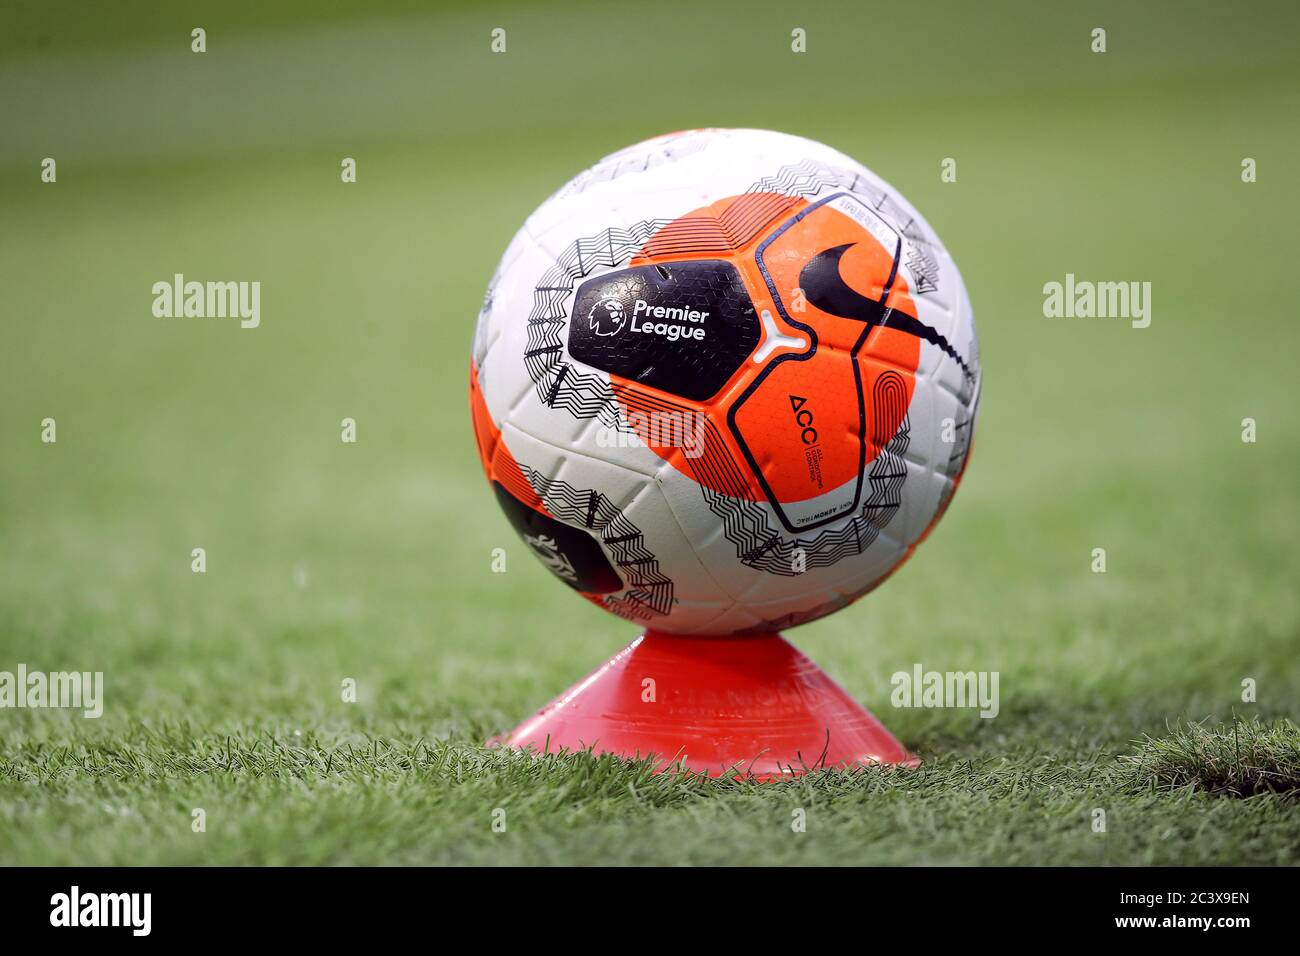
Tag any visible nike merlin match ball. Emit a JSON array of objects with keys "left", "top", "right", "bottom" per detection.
[{"left": 470, "top": 129, "right": 981, "bottom": 635}]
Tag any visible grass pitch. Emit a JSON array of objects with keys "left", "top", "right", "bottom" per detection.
[{"left": 1, "top": 0, "right": 1298, "bottom": 865}]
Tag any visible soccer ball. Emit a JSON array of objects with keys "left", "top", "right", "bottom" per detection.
[{"left": 470, "top": 129, "right": 980, "bottom": 635}]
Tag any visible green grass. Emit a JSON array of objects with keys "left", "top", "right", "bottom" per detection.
[
  {"left": 2, "top": 720, "right": 1296, "bottom": 865},
  {"left": 1, "top": 0, "right": 1298, "bottom": 865},
  {"left": 1119, "top": 718, "right": 1300, "bottom": 801}
]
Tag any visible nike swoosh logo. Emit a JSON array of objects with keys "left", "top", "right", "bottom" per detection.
[{"left": 800, "top": 243, "right": 974, "bottom": 380}]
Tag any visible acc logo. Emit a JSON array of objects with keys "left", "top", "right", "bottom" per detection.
[
  {"left": 790, "top": 395, "right": 817, "bottom": 445},
  {"left": 587, "top": 296, "right": 627, "bottom": 337}
]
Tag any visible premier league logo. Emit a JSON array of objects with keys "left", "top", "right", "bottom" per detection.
[{"left": 587, "top": 296, "right": 627, "bottom": 336}]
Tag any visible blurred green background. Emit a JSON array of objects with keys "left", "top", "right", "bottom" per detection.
[{"left": 1, "top": 0, "right": 1297, "bottom": 865}]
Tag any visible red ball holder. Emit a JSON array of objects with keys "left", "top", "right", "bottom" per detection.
[{"left": 493, "top": 630, "right": 917, "bottom": 778}]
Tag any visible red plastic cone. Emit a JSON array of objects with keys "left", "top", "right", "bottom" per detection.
[{"left": 494, "top": 630, "right": 917, "bottom": 778}]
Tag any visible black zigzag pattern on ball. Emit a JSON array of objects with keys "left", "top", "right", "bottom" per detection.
[
  {"left": 550, "top": 133, "right": 709, "bottom": 202},
  {"left": 904, "top": 243, "right": 941, "bottom": 296},
  {"left": 618, "top": 375, "right": 910, "bottom": 578},
  {"left": 747, "top": 160, "right": 944, "bottom": 297},
  {"left": 746, "top": 159, "right": 861, "bottom": 201},
  {"left": 704, "top": 398, "right": 909, "bottom": 577},
  {"left": 519, "top": 463, "right": 674, "bottom": 620},
  {"left": 524, "top": 221, "right": 670, "bottom": 428}
]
